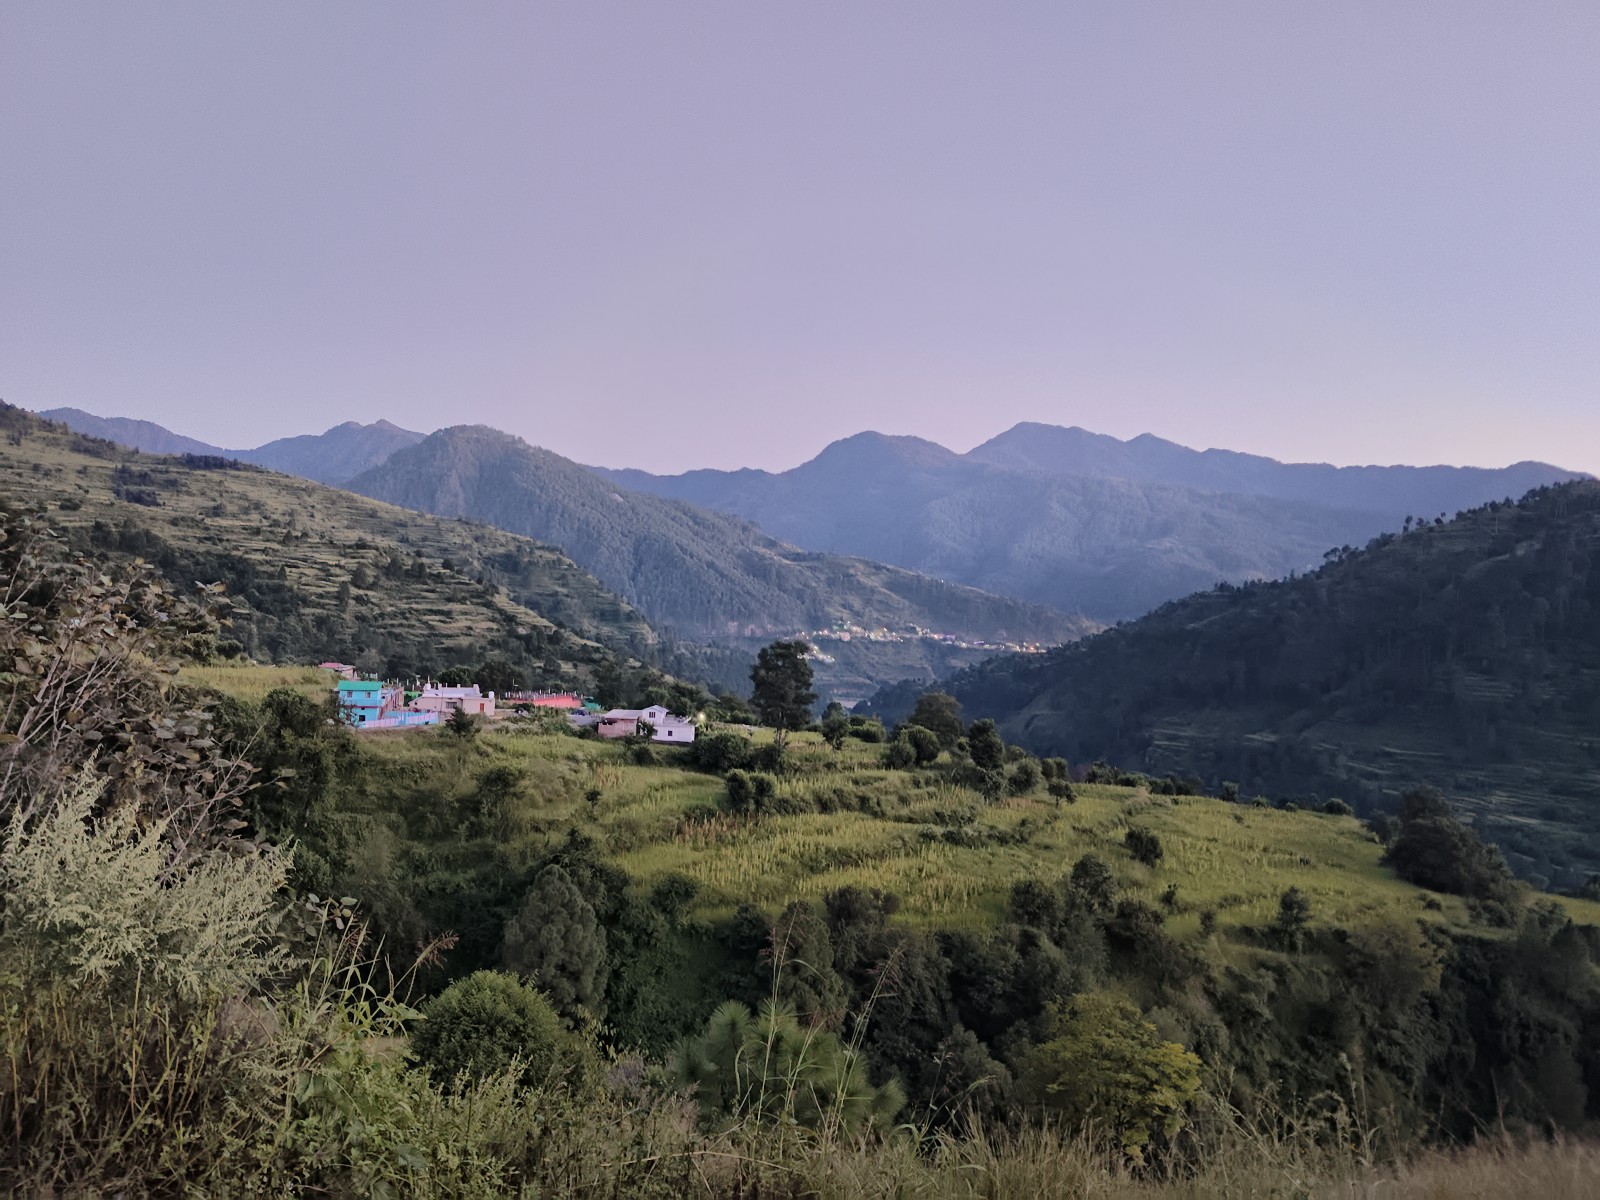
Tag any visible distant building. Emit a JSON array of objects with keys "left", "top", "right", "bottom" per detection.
[
  {"left": 338, "top": 679, "right": 397, "bottom": 725},
  {"left": 335, "top": 678, "right": 441, "bottom": 729},
  {"left": 320, "top": 662, "right": 359, "bottom": 680},
  {"left": 413, "top": 683, "right": 496, "bottom": 718},
  {"left": 594, "top": 705, "right": 696, "bottom": 743}
]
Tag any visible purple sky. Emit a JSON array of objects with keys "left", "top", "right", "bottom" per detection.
[{"left": 4, "top": 3, "right": 1598, "bottom": 474}]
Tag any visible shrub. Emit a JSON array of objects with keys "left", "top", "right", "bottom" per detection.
[
  {"left": 688, "top": 730, "right": 753, "bottom": 774},
  {"left": 1322, "top": 798, "right": 1354, "bottom": 817},
  {"left": 411, "top": 970, "right": 582, "bottom": 1087},
  {"left": 901, "top": 724, "right": 942, "bottom": 765},
  {"left": 724, "top": 769, "right": 777, "bottom": 814},
  {"left": 883, "top": 738, "right": 917, "bottom": 770},
  {"left": 1008, "top": 760, "right": 1042, "bottom": 795},
  {"left": 1125, "top": 828, "right": 1164, "bottom": 867},
  {"left": 847, "top": 717, "right": 886, "bottom": 743},
  {"left": 673, "top": 999, "right": 903, "bottom": 1133}
]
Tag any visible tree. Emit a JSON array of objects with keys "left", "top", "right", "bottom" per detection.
[
  {"left": 749, "top": 640, "right": 816, "bottom": 731},
  {"left": 501, "top": 865, "right": 608, "bottom": 1018},
  {"left": 474, "top": 658, "right": 519, "bottom": 696},
  {"left": 672, "top": 999, "right": 903, "bottom": 1134},
  {"left": 909, "top": 692, "right": 965, "bottom": 748},
  {"left": 820, "top": 713, "right": 850, "bottom": 750},
  {"left": 1271, "top": 886, "right": 1311, "bottom": 952},
  {"left": 1067, "top": 854, "right": 1118, "bottom": 916},
  {"left": 445, "top": 706, "right": 478, "bottom": 739},
  {"left": 1383, "top": 786, "right": 1518, "bottom": 918},
  {"left": 1020, "top": 992, "right": 1201, "bottom": 1162},
  {"left": 967, "top": 719, "right": 1005, "bottom": 770},
  {"left": 410, "top": 970, "right": 583, "bottom": 1087},
  {"left": 770, "top": 900, "right": 848, "bottom": 1023}
]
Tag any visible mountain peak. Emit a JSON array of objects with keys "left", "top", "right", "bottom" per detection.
[{"left": 807, "top": 430, "right": 959, "bottom": 472}]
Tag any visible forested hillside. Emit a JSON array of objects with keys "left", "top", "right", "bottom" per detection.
[
  {"left": 349, "top": 426, "right": 1092, "bottom": 696},
  {"left": 0, "top": 404, "right": 701, "bottom": 694},
  {"left": 600, "top": 427, "right": 1582, "bottom": 621},
  {"left": 888, "top": 482, "right": 1600, "bottom": 890}
]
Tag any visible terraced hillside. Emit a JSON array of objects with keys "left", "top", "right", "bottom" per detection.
[{"left": 0, "top": 404, "right": 675, "bottom": 691}]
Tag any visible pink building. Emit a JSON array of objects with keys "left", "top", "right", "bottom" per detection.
[{"left": 413, "top": 683, "right": 497, "bottom": 718}]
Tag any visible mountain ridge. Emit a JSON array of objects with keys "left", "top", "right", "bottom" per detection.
[
  {"left": 37, "top": 407, "right": 425, "bottom": 485},
  {"left": 346, "top": 424, "right": 1093, "bottom": 701}
]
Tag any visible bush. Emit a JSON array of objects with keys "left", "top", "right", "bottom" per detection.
[
  {"left": 883, "top": 738, "right": 918, "bottom": 770},
  {"left": 847, "top": 717, "right": 886, "bottom": 743},
  {"left": 1322, "top": 798, "right": 1354, "bottom": 817},
  {"left": 1008, "top": 760, "right": 1042, "bottom": 795},
  {"left": 901, "top": 724, "right": 942, "bottom": 765},
  {"left": 725, "top": 769, "right": 777, "bottom": 814},
  {"left": 688, "top": 730, "right": 753, "bottom": 774},
  {"left": 411, "top": 970, "right": 580, "bottom": 1087},
  {"left": 1125, "top": 828, "right": 1164, "bottom": 867}
]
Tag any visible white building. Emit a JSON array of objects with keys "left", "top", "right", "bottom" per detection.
[{"left": 594, "top": 705, "right": 696, "bottom": 743}]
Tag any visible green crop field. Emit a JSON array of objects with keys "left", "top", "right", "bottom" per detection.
[{"left": 272, "top": 699, "right": 1600, "bottom": 945}]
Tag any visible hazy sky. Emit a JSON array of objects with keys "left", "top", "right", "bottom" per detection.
[{"left": 4, "top": 3, "right": 1598, "bottom": 474}]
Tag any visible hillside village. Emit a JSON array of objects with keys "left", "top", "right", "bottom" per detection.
[{"left": 330, "top": 668, "right": 698, "bottom": 743}]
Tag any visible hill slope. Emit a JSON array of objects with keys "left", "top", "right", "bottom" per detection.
[
  {"left": 1, "top": 405, "right": 667, "bottom": 691},
  {"left": 600, "top": 426, "right": 1585, "bottom": 621},
  {"left": 349, "top": 426, "right": 1093, "bottom": 701},
  {"left": 902, "top": 481, "right": 1600, "bottom": 889}
]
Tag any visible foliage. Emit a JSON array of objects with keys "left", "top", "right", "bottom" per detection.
[
  {"left": 725, "top": 769, "right": 778, "bottom": 815},
  {"left": 672, "top": 999, "right": 904, "bottom": 1135},
  {"left": 0, "top": 504, "right": 245, "bottom": 843},
  {"left": 1383, "top": 786, "right": 1519, "bottom": 920},
  {"left": 925, "top": 481, "right": 1600, "bottom": 889},
  {"left": 410, "top": 970, "right": 585, "bottom": 1088},
  {"left": 1125, "top": 828, "right": 1164, "bottom": 867},
  {"left": 1019, "top": 993, "right": 1202, "bottom": 1162},
  {"left": 751, "top": 640, "right": 818, "bottom": 731},
  {"left": 501, "top": 865, "right": 609, "bottom": 1018},
  {"left": 1270, "top": 887, "right": 1312, "bottom": 952},
  {"left": 966, "top": 719, "right": 1005, "bottom": 770},
  {"left": 909, "top": 692, "right": 966, "bottom": 748}
]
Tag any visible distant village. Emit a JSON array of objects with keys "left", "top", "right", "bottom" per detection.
[
  {"left": 797, "top": 622, "right": 1051, "bottom": 662},
  {"left": 323, "top": 662, "right": 697, "bottom": 743}
]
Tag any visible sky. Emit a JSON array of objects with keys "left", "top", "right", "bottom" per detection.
[{"left": 3, "top": 3, "right": 1598, "bottom": 474}]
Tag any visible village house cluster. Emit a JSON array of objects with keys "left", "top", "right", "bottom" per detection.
[{"left": 324, "top": 664, "right": 695, "bottom": 742}]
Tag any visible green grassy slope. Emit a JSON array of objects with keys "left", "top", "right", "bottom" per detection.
[
  {"left": 191, "top": 663, "right": 1600, "bottom": 941},
  {"left": 0, "top": 404, "right": 672, "bottom": 691},
  {"left": 907, "top": 481, "right": 1600, "bottom": 891}
]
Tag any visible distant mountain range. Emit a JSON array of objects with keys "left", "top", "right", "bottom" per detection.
[
  {"left": 38, "top": 402, "right": 1586, "bottom": 630},
  {"left": 37, "top": 408, "right": 423, "bottom": 485},
  {"left": 344, "top": 426, "right": 1090, "bottom": 700},
  {"left": 30, "top": 407, "right": 1091, "bottom": 702},
  {"left": 600, "top": 429, "right": 1585, "bottom": 620},
  {"left": 865, "top": 479, "right": 1600, "bottom": 891}
]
